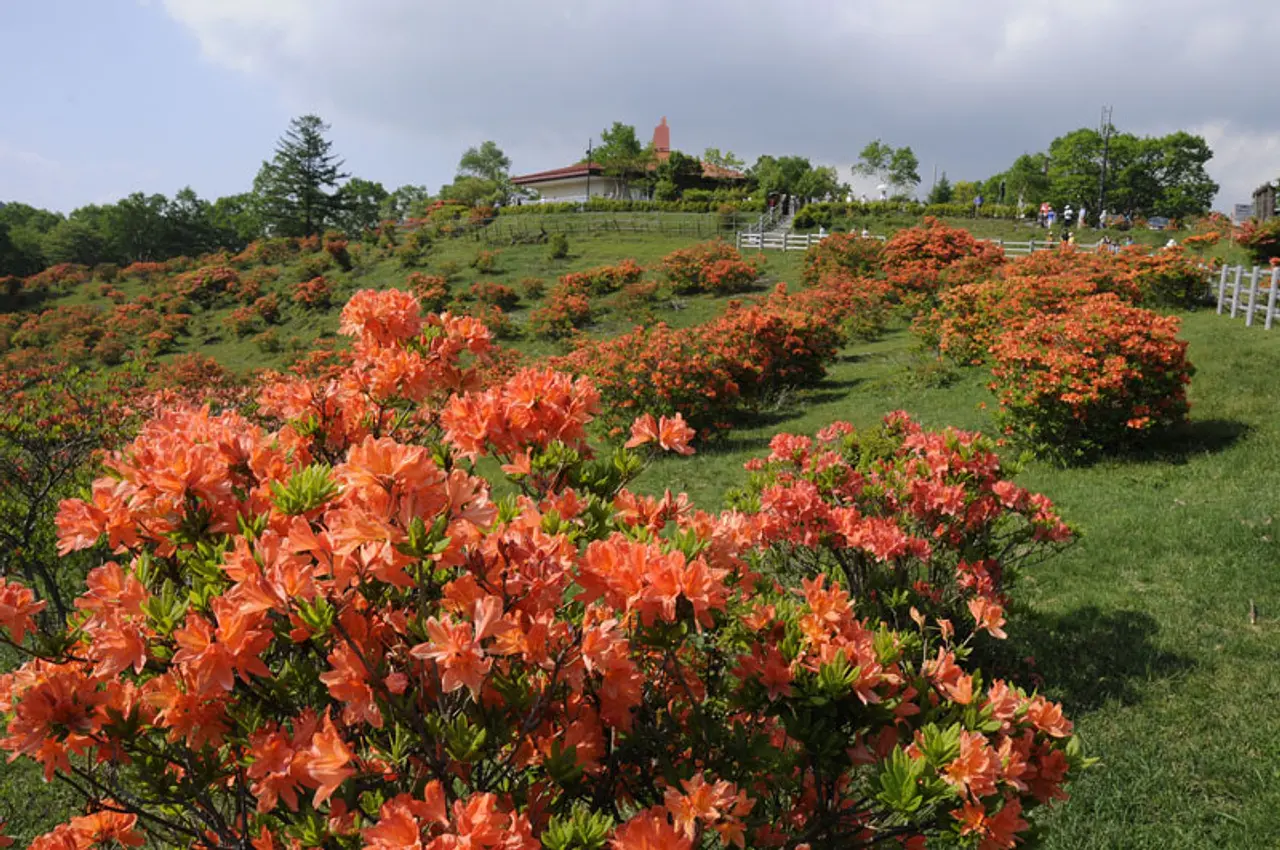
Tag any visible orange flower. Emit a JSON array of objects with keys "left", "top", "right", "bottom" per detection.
[
  {"left": 296, "top": 711, "right": 355, "bottom": 808},
  {"left": 610, "top": 808, "right": 692, "bottom": 850},
  {"left": 0, "top": 577, "right": 46, "bottom": 644}
]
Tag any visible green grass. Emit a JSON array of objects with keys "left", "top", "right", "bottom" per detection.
[{"left": 637, "top": 309, "right": 1280, "bottom": 848}]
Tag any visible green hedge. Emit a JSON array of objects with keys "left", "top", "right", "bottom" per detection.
[
  {"left": 793, "top": 201, "right": 1024, "bottom": 230},
  {"left": 499, "top": 198, "right": 766, "bottom": 216}
]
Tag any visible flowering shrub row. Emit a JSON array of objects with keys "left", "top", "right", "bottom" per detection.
[
  {"left": 554, "top": 278, "right": 879, "bottom": 435},
  {"left": 0, "top": 285, "right": 1083, "bottom": 849}
]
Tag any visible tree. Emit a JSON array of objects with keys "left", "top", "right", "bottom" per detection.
[
  {"left": 210, "top": 192, "right": 264, "bottom": 246},
  {"left": 381, "top": 184, "right": 432, "bottom": 221},
  {"left": 952, "top": 181, "right": 980, "bottom": 206},
  {"left": 593, "top": 122, "right": 651, "bottom": 197},
  {"left": 927, "top": 172, "right": 954, "bottom": 204},
  {"left": 854, "top": 140, "right": 920, "bottom": 196},
  {"left": 0, "top": 222, "right": 45, "bottom": 277},
  {"left": 1147, "top": 131, "right": 1218, "bottom": 219},
  {"left": 853, "top": 139, "right": 894, "bottom": 183},
  {"left": 41, "top": 219, "right": 108, "bottom": 266},
  {"left": 456, "top": 141, "right": 513, "bottom": 204},
  {"left": 654, "top": 150, "right": 704, "bottom": 197},
  {"left": 794, "top": 165, "right": 843, "bottom": 203},
  {"left": 702, "top": 147, "right": 745, "bottom": 172},
  {"left": 254, "top": 115, "right": 350, "bottom": 237},
  {"left": 102, "top": 192, "right": 170, "bottom": 262},
  {"left": 888, "top": 147, "right": 921, "bottom": 195},
  {"left": 336, "top": 177, "right": 389, "bottom": 234}
]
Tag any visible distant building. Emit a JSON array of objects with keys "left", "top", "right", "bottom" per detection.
[
  {"left": 1252, "top": 181, "right": 1277, "bottom": 221},
  {"left": 511, "top": 118, "right": 745, "bottom": 203}
]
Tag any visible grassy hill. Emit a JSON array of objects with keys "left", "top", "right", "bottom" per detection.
[{"left": 2, "top": 213, "right": 1276, "bottom": 846}]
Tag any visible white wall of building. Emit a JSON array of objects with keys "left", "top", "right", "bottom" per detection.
[{"left": 528, "top": 176, "right": 648, "bottom": 203}]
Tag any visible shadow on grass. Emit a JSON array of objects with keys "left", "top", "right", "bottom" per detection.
[
  {"left": 1111, "top": 418, "right": 1251, "bottom": 466},
  {"left": 993, "top": 606, "right": 1195, "bottom": 714}
]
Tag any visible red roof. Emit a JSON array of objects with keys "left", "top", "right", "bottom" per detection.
[
  {"left": 701, "top": 161, "right": 746, "bottom": 180},
  {"left": 511, "top": 162, "right": 604, "bottom": 185}
]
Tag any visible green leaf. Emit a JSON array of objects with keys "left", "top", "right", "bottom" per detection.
[{"left": 270, "top": 463, "right": 339, "bottom": 515}]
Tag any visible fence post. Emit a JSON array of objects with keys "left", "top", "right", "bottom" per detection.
[
  {"left": 1029, "top": 240, "right": 1036, "bottom": 253},
  {"left": 1217, "top": 265, "right": 1230, "bottom": 314},
  {"left": 1246, "top": 267, "right": 1261, "bottom": 326},
  {"left": 1229, "top": 266, "right": 1244, "bottom": 318},
  {"left": 1268, "top": 267, "right": 1280, "bottom": 330}
]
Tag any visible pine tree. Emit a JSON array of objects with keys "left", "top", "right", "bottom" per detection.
[{"left": 254, "top": 115, "right": 349, "bottom": 237}]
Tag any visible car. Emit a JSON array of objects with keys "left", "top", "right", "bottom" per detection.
[{"left": 1147, "top": 216, "right": 1171, "bottom": 230}]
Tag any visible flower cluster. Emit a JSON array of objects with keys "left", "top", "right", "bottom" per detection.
[
  {"left": 881, "top": 217, "right": 1005, "bottom": 298},
  {"left": 292, "top": 276, "right": 335, "bottom": 310},
  {"left": 469, "top": 281, "right": 520, "bottom": 311},
  {"left": 660, "top": 241, "right": 763, "bottom": 294},
  {"left": 729, "top": 412, "right": 1073, "bottom": 631},
  {"left": 802, "top": 232, "right": 885, "bottom": 284},
  {"left": 988, "top": 294, "right": 1194, "bottom": 461},
  {"left": 558, "top": 259, "right": 645, "bottom": 295},
  {"left": 0, "top": 281, "right": 1083, "bottom": 847},
  {"left": 528, "top": 282, "right": 592, "bottom": 340}
]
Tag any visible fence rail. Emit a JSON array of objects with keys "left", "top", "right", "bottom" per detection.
[
  {"left": 469, "top": 215, "right": 743, "bottom": 243},
  {"left": 736, "top": 230, "right": 1108, "bottom": 256},
  {"left": 1215, "top": 264, "right": 1280, "bottom": 329}
]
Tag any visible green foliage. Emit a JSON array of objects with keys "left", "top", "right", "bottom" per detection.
[
  {"left": 454, "top": 141, "right": 514, "bottom": 205},
  {"left": 854, "top": 139, "right": 921, "bottom": 195},
  {"left": 336, "top": 177, "right": 389, "bottom": 235},
  {"left": 41, "top": 219, "right": 108, "bottom": 267},
  {"left": 548, "top": 232, "right": 570, "bottom": 260},
  {"left": 927, "top": 172, "right": 954, "bottom": 204},
  {"left": 254, "top": 114, "right": 351, "bottom": 237}
]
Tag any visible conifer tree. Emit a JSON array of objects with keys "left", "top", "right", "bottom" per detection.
[{"left": 254, "top": 115, "right": 349, "bottom": 237}]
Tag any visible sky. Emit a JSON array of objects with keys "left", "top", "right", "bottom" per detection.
[{"left": 4, "top": 0, "right": 1280, "bottom": 214}]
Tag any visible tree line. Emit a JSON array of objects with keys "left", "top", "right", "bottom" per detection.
[
  {"left": 0, "top": 116, "right": 424, "bottom": 277},
  {"left": 1, "top": 115, "right": 1222, "bottom": 278},
  {"left": 921, "top": 126, "right": 1217, "bottom": 223}
]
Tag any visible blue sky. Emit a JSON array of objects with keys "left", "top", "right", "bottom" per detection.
[{"left": 5, "top": 0, "right": 1280, "bottom": 213}]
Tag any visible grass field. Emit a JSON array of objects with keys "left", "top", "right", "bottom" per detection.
[
  {"left": 633, "top": 309, "right": 1280, "bottom": 849},
  {"left": 3, "top": 221, "right": 1276, "bottom": 846}
]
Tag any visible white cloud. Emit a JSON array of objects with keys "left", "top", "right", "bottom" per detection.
[{"left": 158, "top": 0, "right": 1280, "bottom": 208}]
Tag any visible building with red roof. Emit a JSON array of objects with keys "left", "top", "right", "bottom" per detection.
[{"left": 511, "top": 118, "right": 745, "bottom": 203}]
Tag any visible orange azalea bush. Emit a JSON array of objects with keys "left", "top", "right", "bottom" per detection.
[
  {"left": 989, "top": 294, "right": 1194, "bottom": 461},
  {"left": 881, "top": 217, "right": 1004, "bottom": 298},
  {"left": 407, "top": 273, "right": 452, "bottom": 312},
  {"left": 1236, "top": 218, "right": 1280, "bottom": 264},
  {"left": 293, "top": 276, "right": 335, "bottom": 310},
  {"left": 729, "top": 412, "right": 1073, "bottom": 635},
  {"left": 920, "top": 274, "right": 1099, "bottom": 365},
  {"left": 470, "top": 281, "right": 520, "bottom": 311},
  {"left": 528, "top": 284, "right": 592, "bottom": 340},
  {"left": 660, "top": 241, "right": 763, "bottom": 295},
  {"left": 801, "top": 233, "right": 884, "bottom": 285},
  {"left": 558, "top": 259, "right": 645, "bottom": 296},
  {"left": 0, "top": 287, "right": 1085, "bottom": 848},
  {"left": 555, "top": 322, "right": 742, "bottom": 434}
]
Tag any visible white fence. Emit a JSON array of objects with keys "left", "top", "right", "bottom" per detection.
[
  {"left": 735, "top": 231, "right": 885, "bottom": 251},
  {"left": 1216, "top": 264, "right": 1280, "bottom": 329},
  {"left": 736, "top": 230, "right": 1106, "bottom": 256}
]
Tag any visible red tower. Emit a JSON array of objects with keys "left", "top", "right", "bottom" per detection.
[{"left": 652, "top": 117, "right": 671, "bottom": 162}]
